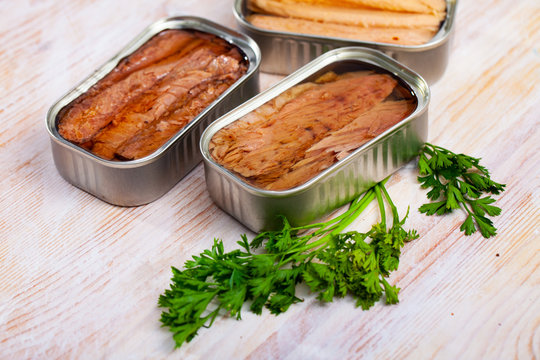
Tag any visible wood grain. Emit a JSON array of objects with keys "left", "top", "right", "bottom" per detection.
[{"left": 0, "top": 0, "right": 539, "bottom": 359}]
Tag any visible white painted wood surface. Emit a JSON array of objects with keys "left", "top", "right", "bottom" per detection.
[{"left": 1, "top": 0, "right": 539, "bottom": 359}]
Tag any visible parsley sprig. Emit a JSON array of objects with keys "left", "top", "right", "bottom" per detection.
[
  {"left": 417, "top": 143, "right": 506, "bottom": 238},
  {"left": 158, "top": 142, "right": 508, "bottom": 349},
  {"left": 158, "top": 181, "right": 418, "bottom": 348}
]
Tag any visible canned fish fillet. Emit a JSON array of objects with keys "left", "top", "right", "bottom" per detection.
[
  {"left": 46, "top": 16, "right": 261, "bottom": 206},
  {"left": 234, "top": 0, "right": 457, "bottom": 83},
  {"left": 201, "top": 47, "right": 429, "bottom": 232}
]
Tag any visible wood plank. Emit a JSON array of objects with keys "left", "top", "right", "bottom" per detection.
[{"left": 0, "top": 0, "right": 538, "bottom": 358}]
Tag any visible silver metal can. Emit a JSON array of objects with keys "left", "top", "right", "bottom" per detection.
[
  {"left": 200, "top": 47, "right": 429, "bottom": 232},
  {"left": 46, "top": 16, "right": 261, "bottom": 206},
  {"left": 234, "top": 0, "right": 457, "bottom": 84}
]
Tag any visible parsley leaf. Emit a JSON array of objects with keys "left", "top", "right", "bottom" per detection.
[
  {"left": 417, "top": 143, "right": 506, "bottom": 238},
  {"left": 159, "top": 181, "right": 418, "bottom": 348}
]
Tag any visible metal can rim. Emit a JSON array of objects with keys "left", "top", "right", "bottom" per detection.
[
  {"left": 233, "top": 0, "right": 458, "bottom": 52},
  {"left": 45, "top": 15, "right": 262, "bottom": 169},
  {"left": 200, "top": 46, "right": 430, "bottom": 197}
]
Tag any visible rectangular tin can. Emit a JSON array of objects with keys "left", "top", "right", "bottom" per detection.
[
  {"left": 200, "top": 47, "right": 429, "bottom": 232},
  {"left": 234, "top": 0, "right": 457, "bottom": 84},
  {"left": 46, "top": 16, "right": 261, "bottom": 206}
]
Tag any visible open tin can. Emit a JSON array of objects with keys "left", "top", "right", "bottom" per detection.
[
  {"left": 46, "top": 16, "right": 261, "bottom": 206},
  {"left": 201, "top": 47, "right": 429, "bottom": 232},
  {"left": 234, "top": 0, "right": 457, "bottom": 84}
]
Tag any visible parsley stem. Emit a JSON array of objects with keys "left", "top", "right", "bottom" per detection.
[
  {"left": 289, "top": 194, "right": 372, "bottom": 235},
  {"left": 289, "top": 178, "right": 391, "bottom": 237},
  {"left": 380, "top": 184, "right": 399, "bottom": 225},
  {"left": 276, "top": 188, "right": 376, "bottom": 260},
  {"left": 375, "top": 185, "right": 386, "bottom": 228},
  {"left": 159, "top": 177, "right": 420, "bottom": 348},
  {"left": 311, "top": 177, "right": 392, "bottom": 250},
  {"left": 329, "top": 188, "right": 376, "bottom": 236},
  {"left": 297, "top": 188, "right": 378, "bottom": 254}
]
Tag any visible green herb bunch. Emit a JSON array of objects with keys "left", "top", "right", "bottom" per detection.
[
  {"left": 158, "top": 182, "right": 418, "bottom": 348},
  {"left": 417, "top": 143, "right": 506, "bottom": 238}
]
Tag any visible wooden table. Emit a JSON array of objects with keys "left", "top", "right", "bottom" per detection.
[{"left": 1, "top": 1, "right": 538, "bottom": 358}]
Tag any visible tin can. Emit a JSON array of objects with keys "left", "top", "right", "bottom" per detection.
[
  {"left": 200, "top": 47, "right": 429, "bottom": 232},
  {"left": 233, "top": 0, "right": 457, "bottom": 84},
  {"left": 46, "top": 16, "right": 261, "bottom": 206}
]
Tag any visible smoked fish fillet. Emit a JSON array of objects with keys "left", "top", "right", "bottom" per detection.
[
  {"left": 267, "top": 100, "right": 416, "bottom": 190},
  {"left": 116, "top": 55, "right": 245, "bottom": 160},
  {"left": 209, "top": 81, "right": 318, "bottom": 161},
  {"left": 278, "top": 0, "right": 446, "bottom": 15},
  {"left": 57, "top": 30, "right": 248, "bottom": 160},
  {"left": 98, "top": 30, "right": 203, "bottom": 87},
  {"left": 247, "top": 0, "right": 446, "bottom": 45},
  {"left": 305, "top": 99, "right": 416, "bottom": 160},
  {"left": 90, "top": 51, "right": 236, "bottom": 160},
  {"left": 210, "top": 71, "right": 416, "bottom": 190},
  {"left": 58, "top": 31, "right": 205, "bottom": 144},
  {"left": 249, "top": 0, "right": 445, "bottom": 30},
  {"left": 248, "top": 14, "right": 436, "bottom": 45}
]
